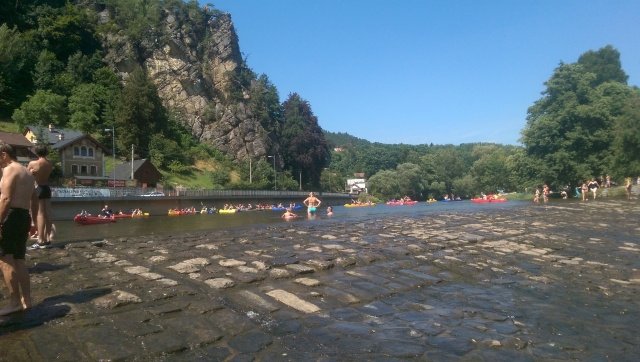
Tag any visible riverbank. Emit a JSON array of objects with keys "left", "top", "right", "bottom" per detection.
[{"left": 1, "top": 199, "right": 639, "bottom": 360}]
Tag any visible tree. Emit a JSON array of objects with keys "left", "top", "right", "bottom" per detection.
[
  {"left": 611, "top": 93, "right": 640, "bottom": 178},
  {"left": 113, "top": 66, "right": 168, "bottom": 156},
  {"left": 12, "top": 89, "right": 67, "bottom": 129},
  {"left": 0, "top": 24, "right": 33, "bottom": 116},
  {"left": 281, "top": 93, "right": 330, "bottom": 187},
  {"left": 470, "top": 147, "right": 512, "bottom": 192},
  {"left": 577, "top": 45, "right": 628, "bottom": 86},
  {"left": 520, "top": 57, "right": 633, "bottom": 188}
]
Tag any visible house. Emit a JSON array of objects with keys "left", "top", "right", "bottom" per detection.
[
  {"left": 347, "top": 178, "right": 367, "bottom": 195},
  {"left": 107, "top": 159, "right": 162, "bottom": 188},
  {"left": 0, "top": 132, "right": 37, "bottom": 166},
  {"left": 24, "top": 124, "right": 112, "bottom": 184}
]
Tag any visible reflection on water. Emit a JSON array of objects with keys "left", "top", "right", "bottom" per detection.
[{"left": 54, "top": 200, "right": 534, "bottom": 242}]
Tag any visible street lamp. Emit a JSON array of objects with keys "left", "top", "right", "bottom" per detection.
[
  {"left": 267, "top": 155, "right": 276, "bottom": 190},
  {"left": 325, "top": 168, "right": 332, "bottom": 193},
  {"left": 105, "top": 128, "right": 116, "bottom": 195}
]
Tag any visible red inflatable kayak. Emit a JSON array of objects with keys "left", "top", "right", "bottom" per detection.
[
  {"left": 112, "top": 214, "right": 132, "bottom": 219},
  {"left": 471, "top": 198, "right": 507, "bottom": 203},
  {"left": 74, "top": 215, "right": 116, "bottom": 225}
]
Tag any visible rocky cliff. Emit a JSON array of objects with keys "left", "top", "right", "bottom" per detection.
[{"left": 101, "top": 10, "right": 282, "bottom": 166}]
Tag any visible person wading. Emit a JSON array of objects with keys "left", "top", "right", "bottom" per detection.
[
  {"left": 0, "top": 143, "right": 39, "bottom": 315},
  {"left": 28, "top": 145, "right": 54, "bottom": 249},
  {"left": 303, "top": 192, "right": 322, "bottom": 215}
]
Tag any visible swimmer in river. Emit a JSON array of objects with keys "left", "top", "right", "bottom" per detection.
[
  {"left": 327, "top": 206, "right": 333, "bottom": 216},
  {"left": 303, "top": 192, "right": 321, "bottom": 215}
]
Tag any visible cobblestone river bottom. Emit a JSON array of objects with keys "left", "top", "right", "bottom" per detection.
[{"left": 1, "top": 200, "right": 639, "bottom": 361}]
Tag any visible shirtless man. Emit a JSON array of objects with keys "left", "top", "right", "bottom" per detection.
[
  {"left": 0, "top": 143, "right": 39, "bottom": 315},
  {"left": 28, "top": 145, "right": 54, "bottom": 249},
  {"left": 303, "top": 192, "right": 321, "bottom": 215}
]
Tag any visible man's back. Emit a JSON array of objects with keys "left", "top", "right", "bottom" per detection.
[
  {"left": 28, "top": 157, "right": 53, "bottom": 186},
  {"left": 1, "top": 162, "right": 35, "bottom": 210}
]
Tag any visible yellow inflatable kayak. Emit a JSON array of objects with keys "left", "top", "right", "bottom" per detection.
[
  {"left": 219, "top": 209, "right": 237, "bottom": 214},
  {"left": 132, "top": 213, "right": 149, "bottom": 218},
  {"left": 344, "top": 203, "right": 376, "bottom": 207}
]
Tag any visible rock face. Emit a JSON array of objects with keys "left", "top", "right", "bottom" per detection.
[{"left": 102, "top": 12, "right": 281, "bottom": 164}]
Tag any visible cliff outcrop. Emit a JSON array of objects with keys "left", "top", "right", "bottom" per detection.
[{"left": 101, "top": 11, "right": 282, "bottom": 165}]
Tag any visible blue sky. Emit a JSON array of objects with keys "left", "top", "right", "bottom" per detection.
[{"left": 204, "top": 1, "right": 640, "bottom": 146}]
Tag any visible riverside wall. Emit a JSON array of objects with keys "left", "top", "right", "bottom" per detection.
[{"left": 50, "top": 193, "right": 351, "bottom": 221}]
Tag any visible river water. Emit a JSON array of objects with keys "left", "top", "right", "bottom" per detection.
[{"left": 55, "top": 200, "right": 535, "bottom": 242}]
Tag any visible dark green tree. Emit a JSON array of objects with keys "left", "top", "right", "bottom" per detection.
[
  {"left": 577, "top": 45, "right": 629, "bottom": 86},
  {"left": 281, "top": 93, "right": 330, "bottom": 187},
  {"left": 113, "top": 66, "right": 168, "bottom": 156},
  {"left": 611, "top": 93, "right": 640, "bottom": 178},
  {"left": 520, "top": 55, "right": 633, "bottom": 187}
]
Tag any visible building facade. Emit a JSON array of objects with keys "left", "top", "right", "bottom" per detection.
[{"left": 24, "top": 125, "right": 112, "bottom": 182}]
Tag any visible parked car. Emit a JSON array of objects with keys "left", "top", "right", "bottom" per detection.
[{"left": 142, "top": 191, "right": 165, "bottom": 196}]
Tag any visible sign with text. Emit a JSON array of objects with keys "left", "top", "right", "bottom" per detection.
[{"left": 108, "top": 180, "right": 125, "bottom": 187}]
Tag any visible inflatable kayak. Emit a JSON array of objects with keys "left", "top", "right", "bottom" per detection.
[
  {"left": 74, "top": 215, "right": 115, "bottom": 225},
  {"left": 131, "top": 213, "right": 149, "bottom": 218},
  {"left": 168, "top": 210, "right": 195, "bottom": 216},
  {"left": 344, "top": 203, "right": 376, "bottom": 207},
  {"left": 219, "top": 209, "right": 237, "bottom": 214},
  {"left": 471, "top": 198, "right": 507, "bottom": 203},
  {"left": 386, "top": 201, "right": 418, "bottom": 205},
  {"left": 112, "top": 213, "right": 132, "bottom": 219},
  {"left": 426, "top": 199, "right": 437, "bottom": 203}
]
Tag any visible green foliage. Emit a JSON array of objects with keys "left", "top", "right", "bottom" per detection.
[
  {"left": 104, "top": 0, "right": 162, "bottom": 43},
  {"left": 368, "top": 163, "right": 423, "bottom": 200},
  {"left": 0, "top": 24, "right": 34, "bottom": 115},
  {"left": 12, "top": 89, "right": 67, "bottom": 129},
  {"left": 209, "top": 167, "right": 231, "bottom": 186},
  {"left": 577, "top": 45, "right": 628, "bottom": 86},
  {"left": 281, "top": 93, "right": 330, "bottom": 187},
  {"left": 521, "top": 47, "right": 635, "bottom": 188},
  {"left": 470, "top": 147, "right": 512, "bottom": 193},
  {"left": 114, "top": 66, "right": 168, "bottom": 156},
  {"left": 611, "top": 93, "right": 640, "bottom": 178},
  {"left": 32, "top": 50, "right": 64, "bottom": 90},
  {"left": 249, "top": 74, "right": 283, "bottom": 134}
]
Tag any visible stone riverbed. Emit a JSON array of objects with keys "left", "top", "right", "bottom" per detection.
[{"left": 1, "top": 200, "right": 639, "bottom": 361}]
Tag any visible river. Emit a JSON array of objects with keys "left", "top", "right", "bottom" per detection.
[{"left": 53, "top": 200, "right": 535, "bottom": 242}]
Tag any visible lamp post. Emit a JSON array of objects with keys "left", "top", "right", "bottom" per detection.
[
  {"left": 105, "top": 128, "right": 116, "bottom": 195},
  {"left": 325, "top": 168, "right": 331, "bottom": 193},
  {"left": 267, "top": 155, "right": 276, "bottom": 190}
]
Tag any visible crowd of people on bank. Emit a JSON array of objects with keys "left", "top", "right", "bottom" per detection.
[{"left": 533, "top": 173, "right": 637, "bottom": 202}]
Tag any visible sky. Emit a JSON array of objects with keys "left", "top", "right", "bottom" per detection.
[{"left": 204, "top": 0, "right": 640, "bottom": 146}]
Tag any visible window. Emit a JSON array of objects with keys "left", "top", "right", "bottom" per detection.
[
  {"left": 74, "top": 147, "right": 79, "bottom": 156},
  {"left": 80, "top": 165, "right": 87, "bottom": 174},
  {"left": 71, "top": 165, "right": 78, "bottom": 174},
  {"left": 88, "top": 148, "right": 94, "bottom": 157},
  {"left": 81, "top": 147, "right": 87, "bottom": 156},
  {"left": 90, "top": 166, "right": 97, "bottom": 175}
]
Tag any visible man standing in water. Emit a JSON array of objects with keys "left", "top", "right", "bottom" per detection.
[
  {"left": 303, "top": 192, "right": 321, "bottom": 215},
  {"left": 28, "top": 145, "right": 54, "bottom": 249},
  {"left": 0, "top": 143, "right": 39, "bottom": 315}
]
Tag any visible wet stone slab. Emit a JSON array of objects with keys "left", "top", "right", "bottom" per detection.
[{"left": 3, "top": 200, "right": 640, "bottom": 360}]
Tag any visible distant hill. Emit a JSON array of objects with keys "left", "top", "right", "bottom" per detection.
[{"left": 323, "top": 131, "right": 371, "bottom": 148}]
